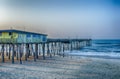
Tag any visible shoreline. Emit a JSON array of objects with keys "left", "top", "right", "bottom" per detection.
[
  {"left": 0, "top": 55, "right": 120, "bottom": 79},
  {"left": 68, "top": 54, "right": 120, "bottom": 60}
]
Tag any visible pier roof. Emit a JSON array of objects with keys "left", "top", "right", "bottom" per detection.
[{"left": 0, "top": 29, "right": 47, "bottom": 36}]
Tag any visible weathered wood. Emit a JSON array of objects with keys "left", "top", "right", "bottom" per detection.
[
  {"left": 29, "top": 44, "right": 32, "bottom": 57},
  {"left": 38, "top": 44, "right": 41, "bottom": 56},
  {"left": 51, "top": 43, "right": 53, "bottom": 56},
  {"left": 1, "top": 44, "right": 5, "bottom": 63},
  {"left": 56, "top": 43, "right": 59, "bottom": 55},
  {"left": 6, "top": 44, "right": 8, "bottom": 56},
  {"left": 12, "top": 44, "right": 15, "bottom": 64},
  {"left": 0, "top": 38, "right": 91, "bottom": 64},
  {"left": 58, "top": 42, "right": 62, "bottom": 56},
  {"left": 50, "top": 43, "right": 52, "bottom": 58},
  {"left": 47, "top": 43, "right": 50, "bottom": 56},
  {"left": 32, "top": 44, "right": 36, "bottom": 62},
  {"left": 53, "top": 43, "right": 56, "bottom": 56},
  {"left": 36, "top": 44, "right": 38, "bottom": 59},
  {"left": 25, "top": 44, "right": 27, "bottom": 61},
  {"left": 51, "top": 43, "right": 55, "bottom": 56},
  {"left": 16, "top": 44, "right": 19, "bottom": 60},
  {"left": 54, "top": 42, "right": 57, "bottom": 55},
  {"left": 42, "top": 43, "right": 45, "bottom": 60},
  {"left": 27, "top": 44, "right": 30, "bottom": 58},
  {"left": 8, "top": 44, "right": 11, "bottom": 60},
  {"left": 63, "top": 43, "right": 65, "bottom": 57},
  {"left": 70, "top": 42, "right": 73, "bottom": 51},
  {"left": 19, "top": 44, "right": 22, "bottom": 64}
]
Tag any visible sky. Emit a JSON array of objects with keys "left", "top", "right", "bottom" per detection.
[{"left": 0, "top": 0, "right": 120, "bottom": 39}]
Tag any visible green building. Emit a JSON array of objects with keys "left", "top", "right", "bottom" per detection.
[{"left": 0, "top": 29, "right": 47, "bottom": 43}]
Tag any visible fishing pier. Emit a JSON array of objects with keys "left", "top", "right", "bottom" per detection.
[{"left": 0, "top": 29, "right": 92, "bottom": 64}]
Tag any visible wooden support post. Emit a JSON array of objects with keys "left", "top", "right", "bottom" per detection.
[
  {"left": 73, "top": 42, "right": 74, "bottom": 50},
  {"left": 38, "top": 44, "right": 41, "bottom": 56},
  {"left": 53, "top": 42, "right": 56, "bottom": 56},
  {"left": 75, "top": 42, "right": 76, "bottom": 50},
  {"left": 25, "top": 44, "right": 28, "bottom": 61},
  {"left": 68, "top": 44, "right": 70, "bottom": 50},
  {"left": 51, "top": 43, "right": 54, "bottom": 56},
  {"left": 1, "top": 44, "right": 5, "bottom": 63},
  {"left": 59, "top": 42, "right": 62, "bottom": 56},
  {"left": 80, "top": 41, "right": 82, "bottom": 47},
  {"left": 56, "top": 43, "right": 59, "bottom": 55},
  {"left": 57, "top": 42, "right": 60, "bottom": 55},
  {"left": 63, "top": 43, "right": 65, "bottom": 57},
  {"left": 58, "top": 42, "right": 60, "bottom": 55},
  {"left": 78, "top": 42, "right": 80, "bottom": 48},
  {"left": 42, "top": 43, "right": 45, "bottom": 60},
  {"left": 27, "top": 44, "right": 30, "bottom": 58},
  {"left": 71, "top": 42, "right": 73, "bottom": 51},
  {"left": 6, "top": 44, "right": 8, "bottom": 56},
  {"left": 19, "top": 44, "right": 22, "bottom": 64},
  {"left": 75, "top": 41, "right": 76, "bottom": 50},
  {"left": 51, "top": 43, "right": 53, "bottom": 56},
  {"left": 49, "top": 43, "right": 52, "bottom": 58},
  {"left": 53, "top": 43, "right": 55, "bottom": 56},
  {"left": 14, "top": 45, "right": 16, "bottom": 57},
  {"left": 67, "top": 43, "right": 69, "bottom": 50},
  {"left": 55, "top": 42, "right": 57, "bottom": 55},
  {"left": 47, "top": 43, "right": 50, "bottom": 56},
  {"left": 16, "top": 44, "right": 19, "bottom": 60},
  {"left": 29, "top": 44, "right": 32, "bottom": 56},
  {"left": 8, "top": 44, "right": 11, "bottom": 60},
  {"left": 77, "top": 41, "right": 79, "bottom": 50},
  {"left": 12, "top": 44, "right": 15, "bottom": 64},
  {"left": 36, "top": 44, "right": 38, "bottom": 59},
  {"left": 32, "top": 44, "right": 36, "bottom": 62}
]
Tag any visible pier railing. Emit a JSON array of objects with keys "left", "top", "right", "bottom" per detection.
[
  {"left": 0, "top": 38, "right": 17, "bottom": 43},
  {"left": 0, "top": 38, "right": 45, "bottom": 44}
]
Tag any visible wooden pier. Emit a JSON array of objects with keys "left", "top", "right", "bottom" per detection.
[
  {"left": 0, "top": 39, "right": 91, "bottom": 64},
  {"left": 0, "top": 29, "right": 92, "bottom": 64}
]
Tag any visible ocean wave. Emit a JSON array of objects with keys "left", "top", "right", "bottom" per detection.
[
  {"left": 67, "top": 51, "right": 120, "bottom": 59},
  {"left": 93, "top": 43, "right": 120, "bottom": 46},
  {"left": 94, "top": 43, "right": 114, "bottom": 44}
]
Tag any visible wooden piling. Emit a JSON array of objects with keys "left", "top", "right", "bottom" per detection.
[
  {"left": 36, "top": 44, "right": 39, "bottom": 59},
  {"left": 16, "top": 44, "right": 19, "bottom": 60},
  {"left": 63, "top": 43, "right": 65, "bottom": 57},
  {"left": 19, "top": 44, "right": 22, "bottom": 64},
  {"left": 42, "top": 43, "right": 45, "bottom": 60},
  {"left": 32, "top": 44, "right": 36, "bottom": 62},
  {"left": 6, "top": 44, "right": 8, "bottom": 56},
  {"left": 25, "top": 44, "right": 27, "bottom": 61},
  {"left": 70, "top": 42, "right": 73, "bottom": 51},
  {"left": 47, "top": 43, "right": 50, "bottom": 56},
  {"left": 8, "top": 44, "right": 11, "bottom": 60},
  {"left": 1, "top": 44, "right": 5, "bottom": 63},
  {"left": 12, "top": 44, "right": 15, "bottom": 64}
]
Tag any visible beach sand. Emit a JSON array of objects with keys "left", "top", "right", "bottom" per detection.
[{"left": 0, "top": 56, "right": 120, "bottom": 79}]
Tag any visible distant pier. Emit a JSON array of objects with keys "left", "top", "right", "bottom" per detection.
[{"left": 0, "top": 29, "right": 92, "bottom": 64}]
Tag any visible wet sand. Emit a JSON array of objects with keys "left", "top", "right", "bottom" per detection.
[{"left": 0, "top": 56, "right": 120, "bottom": 79}]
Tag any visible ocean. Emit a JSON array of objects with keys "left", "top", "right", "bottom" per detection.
[{"left": 69, "top": 39, "right": 120, "bottom": 59}]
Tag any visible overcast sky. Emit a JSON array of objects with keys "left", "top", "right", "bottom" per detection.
[{"left": 0, "top": 0, "right": 120, "bottom": 39}]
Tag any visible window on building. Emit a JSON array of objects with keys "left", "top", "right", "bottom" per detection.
[
  {"left": 9, "top": 32, "right": 12, "bottom": 36},
  {"left": 33, "top": 34, "right": 35, "bottom": 37},
  {"left": 27, "top": 34, "right": 31, "bottom": 37},
  {"left": 42, "top": 36, "right": 46, "bottom": 41}
]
